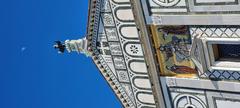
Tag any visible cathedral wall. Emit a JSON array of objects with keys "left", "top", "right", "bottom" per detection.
[
  {"left": 139, "top": 0, "right": 240, "bottom": 108},
  {"left": 161, "top": 77, "right": 240, "bottom": 108}
]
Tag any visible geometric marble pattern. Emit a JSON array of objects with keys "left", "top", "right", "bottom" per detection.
[
  {"left": 106, "top": 28, "right": 119, "bottom": 41},
  {"left": 150, "top": 0, "right": 187, "bottom": 13},
  {"left": 87, "top": 0, "right": 134, "bottom": 107},
  {"left": 190, "top": 26, "right": 240, "bottom": 81},
  {"left": 141, "top": 0, "right": 240, "bottom": 25},
  {"left": 145, "top": 0, "right": 240, "bottom": 14},
  {"left": 153, "top": 0, "right": 183, "bottom": 7},
  {"left": 87, "top": 0, "right": 157, "bottom": 107},
  {"left": 171, "top": 91, "right": 207, "bottom": 108},
  {"left": 207, "top": 70, "right": 240, "bottom": 80},
  {"left": 117, "top": 70, "right": 130, "bottom": 83},
  {"left": 109, "top": 42, "right": 122, "bottom": 55},
  {"left": 190, "top": 27, "right": 240, "bottom": 38},
  {"left": 161, "top": 77, "right": 240, "bottom": 108},
  {"left": 113, "top": 57, "right": 126, "bottom": 69},
  {"left": 102, "top": 13, "right": 115, "bottom": 26}
]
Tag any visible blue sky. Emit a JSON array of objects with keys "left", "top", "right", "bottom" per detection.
[{"left": 0, "top": 0, "right": 121, "bottom": 108}]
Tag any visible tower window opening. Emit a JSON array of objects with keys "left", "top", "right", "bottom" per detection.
[
  {"left": 208, "top": 42, "right": 240, "bottom": 70},
  {"left": 212, "top": 44, "right": 240, "bottom": 62}
]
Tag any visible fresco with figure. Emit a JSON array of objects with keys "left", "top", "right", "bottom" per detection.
[{"left": 151, "top": 26, "right": 196, "bottom": 77}]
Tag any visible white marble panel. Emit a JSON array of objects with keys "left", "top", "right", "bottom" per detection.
[
  {"left": 133, "top": 78, "right": 151, "bottom": 89},
  {"left": 137, "top": 93, "right": 155, "bottom": 104},
  {"left": 116, "top": 9, "right": 134, "bottom": 21},
  {"left": 112, "top": 0, "right": 130, "bottom": 3},
  {"left": 129, "top": 61, "right": 147, "bottom": 74},
  {"left": 151, "top": 8, "right": 187, "bottom": 13},
  {"left": 196, "top": 0, "right": 236, "bottom": 3},
  {"left": 216, "top": 99, "right": 240, "bottom": 108},
  {"left": 188, "top": 0, "right": 240, "bottom": 12},
  {"left": 120, "top": 26, "right": 139, "bottom": 38},
  {"left": 151, "top": 15, "right": 240, "bottom": 25},
  {"left": 163, "top": 77, "right": 240, "bottom": 92}
]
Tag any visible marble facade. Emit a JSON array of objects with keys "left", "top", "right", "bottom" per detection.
[{"left": 61, "top": 0, "right": 240, "bottom": 107}]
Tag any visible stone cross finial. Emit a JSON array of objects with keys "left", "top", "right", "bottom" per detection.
[{"left": 54, "top": 37, "right": 91, "bottom": 56}]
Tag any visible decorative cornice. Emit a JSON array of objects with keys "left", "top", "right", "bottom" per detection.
[{"left": 85, "top": 0, "right": 134, "bottom": 107}]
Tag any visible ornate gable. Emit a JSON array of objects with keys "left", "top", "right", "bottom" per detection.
[{"left": 86, "top": 0, "right": 157, "bottom": 107}]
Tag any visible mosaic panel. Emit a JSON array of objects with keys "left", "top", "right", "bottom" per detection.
[{"left": 151, "top": 25, "right": 197, "bottom": 77}]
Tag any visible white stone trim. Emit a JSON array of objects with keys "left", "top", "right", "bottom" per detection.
[
  {"left": 149, "top": 14, "right": 240, "bottom": 25},
  {"left": 163, "top": 77, "right": 240, "bottom": 92},
  {"left": 201, "top": 38, "right": 240, "bottom": 71}
]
